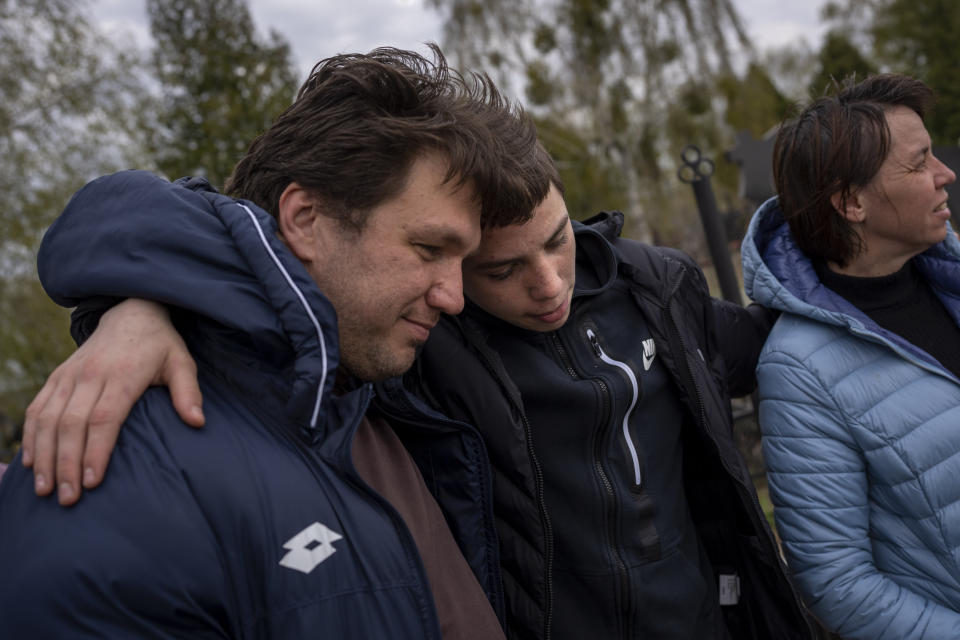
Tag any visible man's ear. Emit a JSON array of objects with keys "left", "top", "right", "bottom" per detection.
[
  {"left": 277, "top": 183, "right": 324, "bottom": 262},
  {"left": 830, "top": 189, "right": 867, "bottom": 223}
]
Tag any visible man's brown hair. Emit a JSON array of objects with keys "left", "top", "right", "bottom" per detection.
[{"left": 225, "top": 45, "right": 548, "bottom": 230}]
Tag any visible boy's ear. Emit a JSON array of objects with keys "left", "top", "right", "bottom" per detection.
[
  {"left": 277, "top": 183, "right": 323, "bottom": 262},
  {"left": 830, "top": 189, "right": 867, "bottom": 223}
]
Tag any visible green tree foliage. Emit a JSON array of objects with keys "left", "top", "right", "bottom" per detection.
[
  {"left": 0, "top": 0, "right": 144, "bottom": 459},
  {"left": 808, "top": 31, "right": 876, "bottom": 98},
  {"left": 427, "top": 0, "right": 768, "bottom": 248},
  {"left": 870, "top": 0, "right": 960, "bottom": 144},
  {"left": 821, "top": 0, "right": 960, "bottom": 144},
  {"left": 0, "top": 278, "right": 74, "bottom": 461},
  {"left": 0, "top": 0, "right": 302, "bottom": 462},
  {"left": 719, "top": 63, "right": 792, "bottom": 139},
  {"left": 0, "top": 0, "right": 143, "bottom": 272},
  {"left": 144, "top": 0, "right": 299, "bottom": 188},
  {"left": 534, "top": 116, "right": 629, "bottom": 222},
  {"left": 716, "top": 62, "right": 792, "bottom": 229}
]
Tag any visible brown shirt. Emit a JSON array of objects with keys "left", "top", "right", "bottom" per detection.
[{"left": 351, "top": 412, "right": 506, "bottom": 640}]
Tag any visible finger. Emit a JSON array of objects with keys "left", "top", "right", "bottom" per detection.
[
  {"left": 80, "top": 379, "right": 142, "bottom": 489},
  {"left": 22, "top": 373, "right": 60, "bottom": 468},
  {"left": 54, "top": 377, "right": 108, "bottom": 504},
  {"left": 80, "top": 425, "right": 119, "bottom": 491},
  {"left": 55, "top": 420, "right": 91, "bottom": 506},
  {"left": 28, "top": 373, "right": 75, "bottom": 497},
  {"left": 164, "top": 353, "right": 205, "bottom": 428}
]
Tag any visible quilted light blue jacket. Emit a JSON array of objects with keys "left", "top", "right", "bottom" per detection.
[{"left": 742, "top": 198, "right": 960, "bottom": 639}]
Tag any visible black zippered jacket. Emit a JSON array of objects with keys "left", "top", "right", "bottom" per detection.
[{"left": 406, "top": 211, "right": 815, "bottom": 639}]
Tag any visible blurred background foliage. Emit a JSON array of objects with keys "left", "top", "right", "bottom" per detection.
[
  {"left": 1, "top": 0, "right": 957, "bottom": 461},
  {"left": 0, "top": 0, "right": 298, "bottom": 460}
]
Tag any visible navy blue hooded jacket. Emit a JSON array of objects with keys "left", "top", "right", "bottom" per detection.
[{"left": 0, "top": 171, "right": 503, "bottom": 638}]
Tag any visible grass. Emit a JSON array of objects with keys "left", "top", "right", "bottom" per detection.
[{"left": 753, "top": 475, "right": 777, "bottom": 532}]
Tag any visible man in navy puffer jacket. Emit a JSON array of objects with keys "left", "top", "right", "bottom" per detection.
[{"left": 0, "top": 46, "right": 548, "bottom": 638}]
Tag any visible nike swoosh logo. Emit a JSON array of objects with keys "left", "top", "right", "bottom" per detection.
[{"left": 642, "top": 338, "right": 656, "bottom": 371}]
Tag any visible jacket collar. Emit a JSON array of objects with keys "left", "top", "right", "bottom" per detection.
[
  {"left": 173, "top": 176, "right": 346, "bottom": 437},
  {"left": 745, "top": 196, "right": 960, "bottom": 315},
  {"left": 743, "top": 196, "right": 960, "bottom": 370},
  {"left": 572, "top": 214, "right": 619, "bottom": 297}
]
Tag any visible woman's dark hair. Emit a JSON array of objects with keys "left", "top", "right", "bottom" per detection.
[
  {"left": 225, "top": 44, "right": 548, "bottom": 230},
  {"left": 773, "top": 74, "right": 934, "bottom": 266}
]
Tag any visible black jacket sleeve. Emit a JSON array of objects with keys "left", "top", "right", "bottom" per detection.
[{"left": 710, "top": 299, "right": 778, "bottom": 397}]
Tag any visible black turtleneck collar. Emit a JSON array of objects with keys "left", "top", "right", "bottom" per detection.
[
  {"left": 814, "top": 259, "right": 919, "bottom": 312},
  {"left": 815, "top": 257, "right": 960, "bottom": 379}
]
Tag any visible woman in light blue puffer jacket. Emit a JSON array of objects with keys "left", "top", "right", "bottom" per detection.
[{"left": 742, "top": 73, "right": 960, "bottom": 639}]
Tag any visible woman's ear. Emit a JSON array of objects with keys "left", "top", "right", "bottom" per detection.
[
  {"left": 830, "top": 189, "right": 867, "bottom": 223},
  {"left": 277, "top": 182, "right": 322, "bottom": 262}
]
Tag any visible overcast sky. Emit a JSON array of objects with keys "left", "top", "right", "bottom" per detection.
[{"left": 90, "top": 0, "right": 830, "bottom": 83}]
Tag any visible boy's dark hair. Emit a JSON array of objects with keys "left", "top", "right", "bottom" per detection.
[
  {"left": 773, "top": 73, "right": 934, "bottom": 266},
  {"left": 225, "top": 44, "right": 547, "bottom": 230}
]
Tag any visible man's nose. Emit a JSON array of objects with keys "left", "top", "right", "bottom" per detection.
[{"left": 425, "top": 261, "right": 465, "bottom": 315}]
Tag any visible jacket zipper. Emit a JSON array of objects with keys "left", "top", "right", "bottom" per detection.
[
  {"left": 374, "top": 382, "right": 508, "bottom": 624},
  {"left": 553, "top": 333, "right": 618, "bottom": 496},
  {"left": 338, "top": 388, "right": 444, "bottom": 640},
  {"left": 586, "top": 328, "right": 643, "bottom": 487},
  {"left": 519, "top": 407, "right": 555, "bottom": 640},
  {"left": 454, "top": 322, "right": 558, "bottom": 639},
  {"left": 554, "top": 329, "right": 633, "bottom": 638},
  {"left": 462, "top": 341, "right": 556, "bottom": 639},
  {"left": 660, "top": 268, "right": 708, "bottom": 431},
  {"left": 592, "top": 378, "right": 617, "bottom": 498},
  {"left": 551, "top": 332, "right": 578, "bottom": 379}
]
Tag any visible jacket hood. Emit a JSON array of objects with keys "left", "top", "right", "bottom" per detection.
[
  {"left": 578, "top": 210, "right": 696, "bottom": 309},
  {"left": 572, "top": 211, "right": 621, "bottom": 297},
  {"left": 742, "top": 197, "right": 850, "bottom": 324},
  {"left": 39, "top": 170, "right": 341, "bottom": 433},
  {"left": 743, "top": 196, "right": 960, "bottom": 360}
]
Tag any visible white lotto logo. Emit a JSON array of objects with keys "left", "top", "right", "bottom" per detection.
[{"left": 279, "top": 522, "right": 344, "bottom": 574}]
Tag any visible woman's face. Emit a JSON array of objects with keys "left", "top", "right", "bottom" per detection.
[
  {"left": 463, "top": 184, "right": 576, "bottom": 332},
  {"left": 853, "top": 106, "right": 956, "bottom": 271}
]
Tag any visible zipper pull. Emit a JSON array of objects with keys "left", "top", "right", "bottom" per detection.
[{"left": 586, "top": 328, "right": 602, "bottom": 357}]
